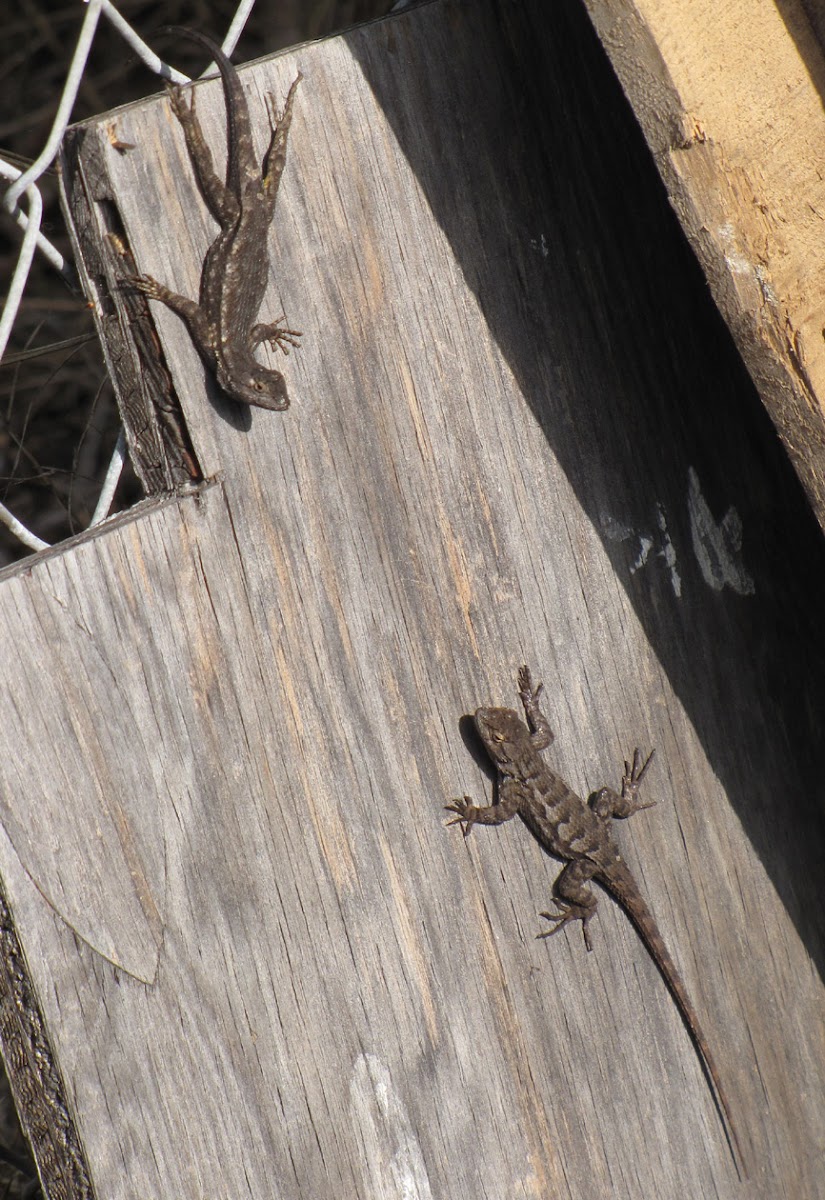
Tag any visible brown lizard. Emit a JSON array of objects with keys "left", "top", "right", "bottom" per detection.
[
  {"left": 131, "top": 29, "right": 302, "bottom": 410},
  {"left": 446, "top": 665, "right": 745, "bottom": 1178}
]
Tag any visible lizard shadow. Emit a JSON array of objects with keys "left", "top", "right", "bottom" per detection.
[
  {"left": 203, "top": 376, "right": 253, "bottom": 432},
  {"left": 456, "top": 713, "right": 495, "bottom": 782}
]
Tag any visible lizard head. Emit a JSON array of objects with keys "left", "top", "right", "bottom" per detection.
[
  {"left": 217, "top": 361, "right": 290, "bottom": 411},
  {"left": 474, "top": 706, "right": 525, "bottom": 774}
]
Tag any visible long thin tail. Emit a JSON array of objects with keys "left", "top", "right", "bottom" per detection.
[
  {"left": 603, "top": 862, "right": 747, "bottom": 1179},
  {"left": 163, "top": 27, "right": 250, "bottom": 196}
]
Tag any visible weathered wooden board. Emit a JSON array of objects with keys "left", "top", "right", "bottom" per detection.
[
  {"left": 0, "top": 1, "right": 823, "bottom": 1197},
  {"left": 581, "top": 0, "right": 825, "bottom": 533}
]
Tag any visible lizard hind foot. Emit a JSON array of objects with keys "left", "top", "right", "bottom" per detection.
[
  {"left": 127, "top": 274, "right": 170, "bottom": 304},
  {"left": 265, "top": 72, "right": 303, "bottom": 131},
  {"left": 538, "top": 903, "right": 594, "bottom": 952},
  {"left": 165, "top": 81, "right": 192, "bottom": 123}
]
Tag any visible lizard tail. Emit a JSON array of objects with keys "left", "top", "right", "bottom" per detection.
[{"left": 602, "top": 861, "right": 747, "bottom": 1180}]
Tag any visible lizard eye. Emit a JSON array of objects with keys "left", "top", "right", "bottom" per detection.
[{"left": 253, "top": 379, "right": 264, "bottom": 391}]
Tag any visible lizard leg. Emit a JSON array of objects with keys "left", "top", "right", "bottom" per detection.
[
  {"left": 250, "top": 316, "right": 303, "bottom": 355},
  {"left": 538, "top": 859, "right": 599, "bottom": 951},
  {"left": 261, "top": 74, "right": 302, "bottom": 219},
  {"left": 445, "top": 777, "right": 520, "bottom": 837},
  {"left": 516, "top": 665, "right": 554, "bottom": 751},
  {"left": 167, "top": 84, "right": 238, "bottom": 228},
  {"left": 589, "top": 747, "right": 656, "bottom": 821},
  {"left": 129, "top": 276, "right": 214, "bottom": 366}
]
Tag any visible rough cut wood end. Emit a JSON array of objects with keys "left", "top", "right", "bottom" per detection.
[{"left": 584, "top": 0, "right": 825, "bottom": 528}]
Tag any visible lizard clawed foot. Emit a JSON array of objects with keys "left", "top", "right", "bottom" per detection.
[
  {"left": 444, "top": 796, "right": 478, "bottom": 836},
  {"left": 538, "top": 902, "right": 594, "bottom": 952},
  {"left": 165, "top": 82, "right": 191, "bottom": 123},
  {"left": 517, "top": 665, "right": 543, "bottom": 709},
  {"left": 621, "top": 747, "right": 656, "bottom": 811},
  {"left": 268, "top": 325, "right": 303, "bottom": 356},
  {"left": 265, "top": 73, "right": 303, "bottom": 131},
  {"left": 127, "top": 274, "right": 163, "bottom": 300},
  {"left": 252, "top": 316, "right": 303, "bottom": 356}
]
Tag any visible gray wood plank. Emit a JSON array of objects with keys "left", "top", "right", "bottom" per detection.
[{"left": 0, "top": 1, "right": 823, "bottom": 1197}]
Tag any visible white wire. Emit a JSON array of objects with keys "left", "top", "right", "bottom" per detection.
[
  {"left": 3, "top": 0, "right": 105, "bottom": 210},
  {"left": 90, "top": 430, "right": 128, "bottom": 527},
  {"left": 0, "top": 179, "right": 42, "bottom": 361},
  {"left": 0, "top": 503, "right": 49, "bottom": 553}
]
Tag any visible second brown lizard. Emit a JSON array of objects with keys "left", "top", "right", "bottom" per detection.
[
  {"left": 446, "top": 665, "right": 746, "bottom": 1178},
  {"left": 131, "top": 29, "right": 302, "bottom": 410}
]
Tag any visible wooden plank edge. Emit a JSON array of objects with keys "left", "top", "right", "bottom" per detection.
[{"left": 581, "top": 0, "right": 825, "bottom": 531}]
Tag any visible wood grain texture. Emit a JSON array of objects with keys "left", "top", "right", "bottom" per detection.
[
  {"left": 0, "top": 1, "right": 823, "bottom": 1196},
  {"left": 581, "top": 0, "right": 825, "bottom": 532}
]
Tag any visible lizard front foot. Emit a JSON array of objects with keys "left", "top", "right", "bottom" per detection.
[
  {"left": 621, "top": 747, "right": 656, "bottom": 812},
  {"left": 517, "top": 665, "right": 542, "bottom": 708},
  {"left": 591, "top": 747, "right": 657, "bottom": 820},
  {"left": 444, "top": 796, "right": 479, "bottom": 836},
  {"left": 252, "top": 316, "right": 303, "bottom": 356}
]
